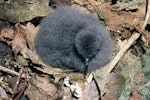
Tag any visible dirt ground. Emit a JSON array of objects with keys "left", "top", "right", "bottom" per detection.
[{"left": 0, "top": 0, "right": 150, "bottom": 100}]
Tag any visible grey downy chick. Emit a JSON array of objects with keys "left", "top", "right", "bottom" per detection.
[{"left": 35, "top": 7, "right": 113, "bottom": 73}]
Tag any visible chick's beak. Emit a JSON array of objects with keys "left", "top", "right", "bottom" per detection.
[
  {"left": 85, "top": 58, "right": 89, "bottom": 72},
  {"left": 85, "top": 58, "right": 89, "bottom": 67}
]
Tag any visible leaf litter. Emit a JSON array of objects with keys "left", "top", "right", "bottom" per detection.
[{"left": 0, "top": 0, "right": 150, "bottom": 100}]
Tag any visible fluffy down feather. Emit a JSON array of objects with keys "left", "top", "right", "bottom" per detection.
[{"left": 35, "top": 7, "right": 113, "bottom": 72}]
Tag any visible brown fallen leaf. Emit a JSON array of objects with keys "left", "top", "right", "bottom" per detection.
[
  {"left": 0, "top": 0, "right": 52, "bottom": 22},
  {"left": 11, "top": 24, "right": 28, "bottom": 54},
  {"left": 102, "top": 92, "right": 117, "bottom": 100},
  {"left": 26, "top": 22, "right": 39, "bottom": 50},
  {"left": 98, "top": 2, "right": 145, "bottom": 31},
  {"left": 0, "top": 86, "right": 9, "bottom": 100},
  {"left": 1, "top": 28, "right": 14, "bottom": 40},
  {"left": 26, "top": 74, "right": 64, "bottom": 100},
  {"left": 49, "top": 0, "right": 71, "bottom": 7},
  {"left": 130, "top": 91, "right": 142, "bottom": 100},
  {"left": 79, "top": 80, "right": 100, "bottom": 100},
  {"left": 72, "top": 0, "right": 85, "bottom": 6}
]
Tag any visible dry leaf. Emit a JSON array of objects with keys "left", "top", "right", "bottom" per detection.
[
  {"left": 87, "top": 0, "right": 101, "bottom": 6},
  {"left": 26, "top": 22, "right": 39, "bottom": 49},
  {"left": 26, "top": 74, "right": 63, "bottom": 100},
  {"left": 102, "top": 92, "right": 117, "bottom": 100},
  {"left": 130, "top": 91, "right": 142, "bottom": 100},
  {"left": 79, "top": 80, "right": 100, "bottom": 100},
  {"left": 50, "top": 0, "right": 71, "bottom": 7},
  {"left": 0, "top": 86, "right": 9, "bottom": 100},
  {"left": 0, "top": 0, "right": 52, "bottom": 22},
  {"left": 98, "top": 2, "right": 145, "bottom": 31},
  {"left": 11, "top": 24, "right": 27, "bottom": 54},
  {"left": 72, "top": 0, "right": 85, "bottom": 5},
  {"left": 1, "top": 28, "right": 14, "bottom": 40}
]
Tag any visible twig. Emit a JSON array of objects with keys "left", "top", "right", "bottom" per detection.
[
  {"left": 0, "top": 65, "right": 19, "bottom": 76},
  {"left": 94, "top": 33, "right": 140, "bottom": 96},
  {"left": 13, "top": 82, "right": 28, "bottom": 100},
  {"left": 106, "top": 33, "right": 140, "bottom": 73},
  {"left": 14, "top": 73, "right": 28, "bottom": 100},
  {"left": 142, "top": 0, "right": 150, "bottom": 30},
  {"left": 13, "top": 69, "right": 23, "bottom": 94},
  {"left": 0, "top": 65, "right": 29, "bottom": 78},
  {"left": 12, "top": 69, "right": 28, "bottom": 100}
]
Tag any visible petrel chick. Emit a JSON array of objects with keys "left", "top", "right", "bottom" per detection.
[{"left": 35, "top": 7, "right": 112, "bottom": 73}]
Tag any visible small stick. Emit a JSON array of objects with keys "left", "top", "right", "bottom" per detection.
[
  {"left": 0, "top": 65, "right": 29, "bottom": 78},
  {"left": 14, "top": 74, "right": 28, "bottom": 100},
  {"left": 13, "top": 69, "right": 23, "bottom": 94},
  {"left": 142, "top": 0, "right": 150, "bottom": 30},
  {"left": 0, "top": 65, "right": 19, "bottom": 76},
  {"left": 106, "top": 33, "right": 140, "bottom": 73},
  {"left": 94, "top": 33, "right": 140, "bottom": 96},
  {"left": 13, "top": 82, "right": 28, "bottom": 100}
]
